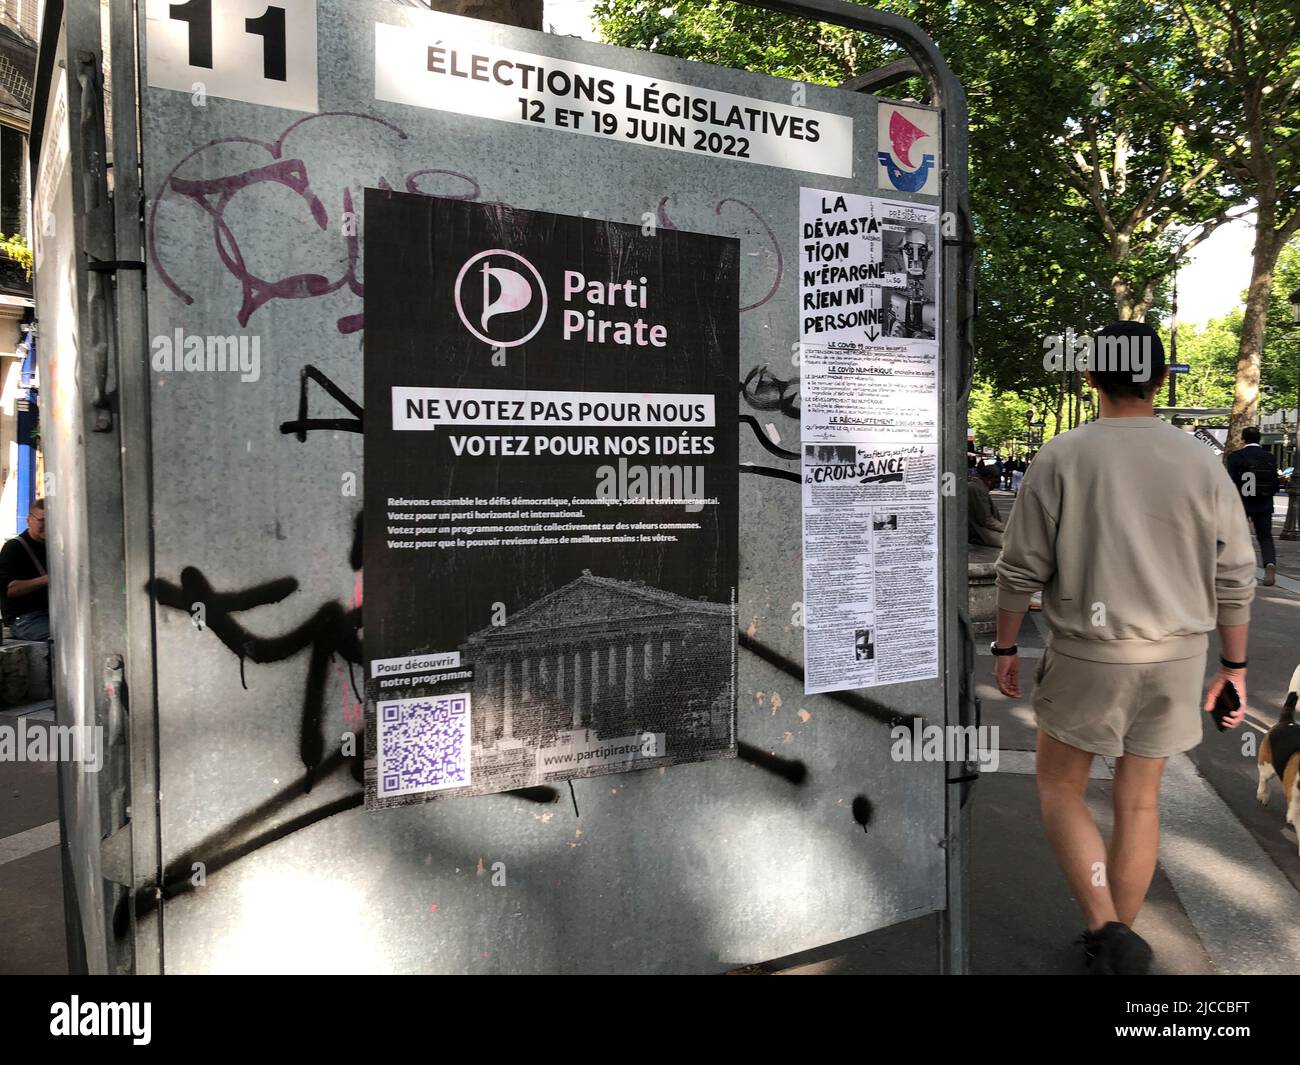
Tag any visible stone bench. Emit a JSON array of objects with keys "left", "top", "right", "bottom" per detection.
[
  {"left": 968, "top": 543, "right": 1000, "bottom": 635},
  {"left": 0, "top": 637, "right": 51, "bottom": 706}
]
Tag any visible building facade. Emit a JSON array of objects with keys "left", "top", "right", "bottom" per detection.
[
  {"left": 0, "top": 0, "right": 33, "bottom": 539},
  {"left": 1260, "top": 407, "right": 1298, "bottom": 472}
]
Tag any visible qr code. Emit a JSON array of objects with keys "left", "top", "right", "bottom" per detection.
[{"left": 377, "top": 694, "right": 472, "bottom": 797}]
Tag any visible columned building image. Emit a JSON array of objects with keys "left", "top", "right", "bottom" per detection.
[{"left": 460, "top": 571, "right": 734, "bottom": 789}]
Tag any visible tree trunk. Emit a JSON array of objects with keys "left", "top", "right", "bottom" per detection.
[
  {"left": 1111, "top": 275, "right": 1140, "bottom": 320},
  {"left": 1111, "top": 275, "right": 1155, "bottom": 321},
  {"left": 427, "top": 0, "right": 542, "bottom": 29},
  {"left": 1228, "top": 227, "right": 1280, "bottom": 452}
]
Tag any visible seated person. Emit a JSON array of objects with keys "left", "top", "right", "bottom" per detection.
[{"left": 968, "top": 465, "right": 1004, "bottom": 547}]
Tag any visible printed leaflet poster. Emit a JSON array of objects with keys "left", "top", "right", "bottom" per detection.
[
  {"left": 364, "top": 192, "right": 739, "bottom": 806},
  {"left": 798, "top": 187, "right": 940, "bottom": 695}
]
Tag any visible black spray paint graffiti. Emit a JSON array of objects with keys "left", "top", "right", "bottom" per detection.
[
  {"left": 115, "top": 751, "right": 560, "bottom": 937},
  {"left": 149, "top": 512, "right": 366, "bottom": 794},
  {"left": 739, "top": 364, "right": 801, "bottom": 477}
]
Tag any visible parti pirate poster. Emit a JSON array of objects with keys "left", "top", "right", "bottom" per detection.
[{"left": 363, "top": 192, "right": 739, "bottom": 807}]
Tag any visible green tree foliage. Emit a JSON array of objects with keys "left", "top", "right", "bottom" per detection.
[
  {"left": 1123, "top": 1, "right": 1300, "bottom": 448},
  {"left": 967, "top": 379, "right": 1032, "bottom": 452},
  {"left": 1157, "top": 237, "right": 1300, "bottom": 413},
  {"left": 0, "top": 233, "right": 31, "bottom": 279},
  {"left": 1161, "top": 314, "right": 1240, "bottom": 410},
  {"left": 1262, "top": 238, "right": 1300, "bottom": 414},
  {"left": 593, "top": 0, "right": 1297, "bottom": 427},
  {"left": 593, "top": 1, "right": 882, "bottom": 84},
  {"left": 920, "top": 0, "right": 1244, "bottom": 325},
  {"left": 593, "top": 0, "right": 1193, "bottom": 392}
]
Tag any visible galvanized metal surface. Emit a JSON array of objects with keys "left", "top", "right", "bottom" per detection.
[
  {"left": 39, "top": 0, "right": 971, "bottom": 973},
  {"left": 31, "top": 0, "right": 132, "bottom": 975},
  {"left": 33, "top": 17, "right": 102, "bottom": 973}
]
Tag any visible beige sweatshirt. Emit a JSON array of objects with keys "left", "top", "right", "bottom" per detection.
[{"left": 995, "top": 416, "right": 1255, "bottom": 663}]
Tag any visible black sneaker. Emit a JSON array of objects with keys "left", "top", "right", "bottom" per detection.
[{"left": 1077, "top": 922, "right": 1153, "bottom": 975}]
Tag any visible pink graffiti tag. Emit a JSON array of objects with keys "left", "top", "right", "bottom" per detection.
[{"left": 149, "top": 112, "right": 480, "bottom": 334}]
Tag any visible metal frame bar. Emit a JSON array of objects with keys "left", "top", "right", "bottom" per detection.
[
  {"left": 110, "top": 0, "right": 164, "bottom": 975},
  {"left": 28, "top": 0, "right": 162, "bottom": 976},
  {"left": 733, "top": 0, "right": 976, "bottom": 975},
  {"left": 839, "top": 58, "right": 923, "bottom": 97}
]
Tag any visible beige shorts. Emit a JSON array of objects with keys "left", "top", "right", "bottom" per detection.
[{"left": 1032, "top": 645, "right": 1205, "bottom": 758}]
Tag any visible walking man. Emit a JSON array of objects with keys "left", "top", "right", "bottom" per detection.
[
  {"left": 992, "top": 322, "right": 1255, "bottom": 974},
  {"left": 1225, "top": 426, "right": 1279, "bottom": 586}
]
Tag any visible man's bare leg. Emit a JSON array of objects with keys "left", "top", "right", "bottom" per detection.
[
  {"left": 1108, "top": 752, "right": 1167, "bottom": 927},
  {"left": 1036, "top": 730, "right": 1118, "bottom": 931}
]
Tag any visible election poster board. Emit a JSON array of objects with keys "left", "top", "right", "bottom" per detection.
[
  {"left": 363, "top": 192, "right": 739, "bottom": 806},
  {"left": 797, "top": 189, "right": 940, "bottom": 695},
  {"left": 125, "top": 0, "right": 957, "bottom": 973}
]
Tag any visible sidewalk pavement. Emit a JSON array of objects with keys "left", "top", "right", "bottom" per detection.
[
  {"left": 0, "top": 699, "right": 66, "bottom": 975},
  {"left": 1263, "top": 499, "right": 1300, "bottom": 582}
]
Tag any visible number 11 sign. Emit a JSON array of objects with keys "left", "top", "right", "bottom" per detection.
[{"left": 145, "top": 0, "right": 318, "bottom": 113}]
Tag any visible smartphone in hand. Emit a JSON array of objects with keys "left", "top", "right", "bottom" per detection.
[{"left": 1211, "top": 680, "right": 1241, "bottom": 732}]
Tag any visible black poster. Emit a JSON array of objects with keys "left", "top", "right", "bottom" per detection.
[{"left": 363, "top": 191, "right": 739, "bottom": 806}]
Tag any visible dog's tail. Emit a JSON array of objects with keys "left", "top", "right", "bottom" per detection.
[{"left": 1283, "top": 664, "right": 1300, "bottom": 724}]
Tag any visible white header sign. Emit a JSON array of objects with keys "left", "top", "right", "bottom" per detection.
[{"left": 374, "top": 17, "right": 854, "bottom": 177}]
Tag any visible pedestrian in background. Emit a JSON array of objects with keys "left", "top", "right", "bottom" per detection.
[{"left": 1225, "top": 426, "right": 1279, "bottom": 587}]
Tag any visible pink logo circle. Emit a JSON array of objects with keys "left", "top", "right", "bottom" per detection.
[{"left": 453, "top": 249, "right": 547, "bottom": 348}]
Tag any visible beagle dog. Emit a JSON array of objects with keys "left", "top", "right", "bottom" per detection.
[{"left": 1257, "top": 664, "right": 1300, "bottom": 854}]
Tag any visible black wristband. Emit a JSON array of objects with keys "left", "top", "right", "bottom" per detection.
[
  {"left": 1219, "top": 656, "right": 1248, "bottom": 670},
  {"left": 990, "top": 641, "right": 1018, "bottom": 657}
]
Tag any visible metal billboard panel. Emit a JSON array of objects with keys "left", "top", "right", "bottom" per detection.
[{"left": 134, "top": 0, "right": 951, "bottom": 973}]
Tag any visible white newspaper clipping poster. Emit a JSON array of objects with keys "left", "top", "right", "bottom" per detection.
[
  {"left": 800, "top": 342, "right": 938, "bottom": 442},
  {"left": 798, "top": 187, "right": 940, "bottom": 694}
]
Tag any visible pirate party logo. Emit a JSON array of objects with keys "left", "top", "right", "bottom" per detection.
[
  {"left": 877, "top": 103, "right": 938, "bottom": 196},
  {"left": 454, "top": 249, "right": 548, "bottom": 347}
]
